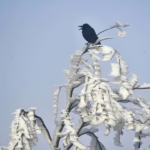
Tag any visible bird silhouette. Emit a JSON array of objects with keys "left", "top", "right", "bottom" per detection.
[{"left": 78, "top": 23, "right": 101, "bottom": 45}]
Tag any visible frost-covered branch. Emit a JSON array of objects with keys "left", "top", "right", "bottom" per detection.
[
  {"left": 134, "top": 83, "right": 150, "bottom": 90},
  {"left": 78, "top": 127, "right": 106, "bottom": 150},
  {"left": 63, "top": 119, "right": 85, "bottom": 150},
  {"left": 35, "top": 115, "right": 53, "bottom": 147},
  {"left": 0, "top": 108, "right": 55, "bottom": 150},
  {"left": 52, "top": 44, "right": 89, "bottom": 149}
]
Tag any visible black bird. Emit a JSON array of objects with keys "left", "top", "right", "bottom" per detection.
[{"left": 79, "top": 23, "right": 101, "bottom": 45}]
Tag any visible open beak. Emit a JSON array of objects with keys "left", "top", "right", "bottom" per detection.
[{"left": 78, "top": 25, "right": 82, "bottom": 30}]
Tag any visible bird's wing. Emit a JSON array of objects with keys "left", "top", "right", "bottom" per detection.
[
  {"left": 82, "top": 30, "right": 92, "bottom": 43},
  {"left": 90, "top": 28, "right": 99, "bottom": 43}
]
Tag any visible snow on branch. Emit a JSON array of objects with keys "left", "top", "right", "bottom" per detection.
[
  {"left": 79, "top": 127, "right": 106, "bottom": 150},
  {"left": 35, "top": 115, "right": 53, "bottom": 146},
  {"left": 134, "top": 83, "right": 150, "bottom": 89},
  {"left": 0, "top": 108, "right": 54, "bottom": 150},
  {"left": 69, "top": 42, "right": 150, "bottom": 149}
]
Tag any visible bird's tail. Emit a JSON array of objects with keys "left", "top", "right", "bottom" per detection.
[{"left": 96, "top": 41, "right": 101, "bottom": 45}]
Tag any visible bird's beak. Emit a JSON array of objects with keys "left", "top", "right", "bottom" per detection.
[{"left": 78, "top": 25, "right": 82, "bottom": 30}]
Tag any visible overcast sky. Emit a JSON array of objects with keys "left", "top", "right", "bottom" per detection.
[{"left": 0, "top": 0, "right": 150, "bottom": 150}]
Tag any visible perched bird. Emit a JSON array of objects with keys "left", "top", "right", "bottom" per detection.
[{"left": 78, "top": 23, "right": 101, "bottom": 45}]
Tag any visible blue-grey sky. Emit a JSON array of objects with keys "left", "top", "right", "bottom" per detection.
[{"left": 0, "top": 0, "right": 150, "bottom": 150}]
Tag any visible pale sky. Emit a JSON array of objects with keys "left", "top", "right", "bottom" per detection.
[{"left": 0, "top": 0, "right": 150, "bottom": 150}]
